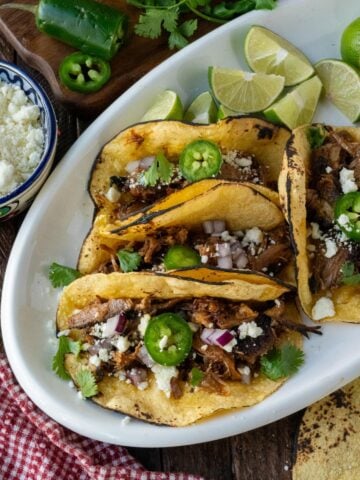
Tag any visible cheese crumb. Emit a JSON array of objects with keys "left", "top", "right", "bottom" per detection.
[
  {"left": 242, "top": 227, "right": 263, "bottom": 246},
  {"left": 339, "top": 168, "right": 358, "bottom": 194},
  {"left": 310, "top": 222, "right": 322, "bottom": 240},
  {"left": 238, "top": 321, "right": 263, "bottom": 339},
  {"left": 151, "top": 364, "right": 178, "bottom": 398},
  {"left": 105, "top": 186, "right": 121, "bottom": 203},
  {"left": 324, "top": 239, "right": 337, "bottom": 258},
  {"left": 0, "top": 81, "right": 44, "bottom": 197},
  {"left": 138, "top": 314, "right": 151, "bottom": 337},
  {"left": 112, "top": 335, "right": 130, "bottom": 353},
  {"left": 312, "top": 297, "right": 335, "bottom": 320},
  {"left": 89, "top": 355, "right": 101, "bottom": 367},
  {"left": 159, "top": 335, "right": 169, "bottom": 351},
  {"left": 121, "top": 416, "right": 131, "bottom": 426}
]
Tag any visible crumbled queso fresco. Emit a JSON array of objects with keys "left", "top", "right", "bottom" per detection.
[{"left": 0, "top": 81, "right": 44, "bottom": 197}]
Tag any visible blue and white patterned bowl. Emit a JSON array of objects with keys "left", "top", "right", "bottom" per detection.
[{"left": 0, "top": 61, "right": 57, "bottom": 221}]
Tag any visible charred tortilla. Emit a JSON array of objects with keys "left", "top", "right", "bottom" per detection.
[
  {"left": 279, "top": 124, "right": 360, "bottom": 323},
  {"left": 57, "top": 272, "right": 303, "bottom": 426},
  {"left": 293, "top": 379, "right": 360, "bottom": 480}
]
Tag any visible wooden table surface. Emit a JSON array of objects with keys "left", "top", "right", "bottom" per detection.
[{"left": 0, "top": 33, "right": 303, "bottom": 480}]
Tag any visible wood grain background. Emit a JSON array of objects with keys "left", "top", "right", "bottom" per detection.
[{"left": 0, "top": 32, "right": 305, "bottom": 479}]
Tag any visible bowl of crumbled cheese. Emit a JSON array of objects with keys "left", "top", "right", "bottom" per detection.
[{"left": 0, "top": 61, "right": 57, "bottom": 221}]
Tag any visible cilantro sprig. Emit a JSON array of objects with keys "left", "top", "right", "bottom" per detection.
[
  {"left": 128, "top": 0, "right": 277, "bottom": 50},
  {"left": 341, "top": 261, "right": 360, "bottom": 285},
  {"left": 52, "top": 336, "right": 82, "bottom": 380},
  {"left": 49, "top": 263, "right": 82, "bottom": 288},
  {"left": 141, "top": 152, "right": 174, "bottom": 186},
  {"left": 75, "top": 369, "right": 98, "bottom": 398},
  {"left": 117, "top": 249, "right": 142, "bottom": 272},
  {"left": 260, "top": 343, "right": 304, "bottom": 381}
]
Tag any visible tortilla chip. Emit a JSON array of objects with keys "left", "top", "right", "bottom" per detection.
[
  {"left": 57, "top": 273, "right": 301, "bottom": 426},
  {"left": 293, "top": 379, "right": 360, "bottom": 480},
  {"left": 279, "top": 125, "right": 360, "bottom": 323}
]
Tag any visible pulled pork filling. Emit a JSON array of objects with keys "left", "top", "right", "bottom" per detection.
[
  {"left": 64, "top": 296, "right": 319, "bottom": 399},
  {"left": 306, "top": 129, "right": 360, "bottom": 296},
  {"left": 97, "top": 222, "right": 292, "bottom": 276},
  {"left": 105, "top": 150, "right": 267, "bottom": 220}
]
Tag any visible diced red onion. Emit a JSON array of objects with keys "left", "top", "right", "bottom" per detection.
[
  {"left": 137, "top": 345, "right": 155, "bottom": 368},
  {"left": 218, "top": 242, "right": 231, "bottom": 257},
  {"left": 217, "top": 255, "right": 233, "bottom": 269},
  {"left": 201, "top": 328, "right": 235, "bottom": 348},
  {"left": 140, "top": 156, "right": 155, "bottom": 168},
  {"left": 103, "top": 313, "right": 127, "bottom": 338},
  {"left": 203, "top": 220, "right": 214, "bottom": 234},
  {"left": 127, "top": 367, "right": 148, "bottom": 387},
  {"left": 125, "top": 160, "right": 141, "bottom": 173},
  {"left": 213, "top": 220, "right": 226, "bottom": 233},
  {"left": 88, "top": 339, "right": 112, "bottom": 355},
  {"left": 236, "top": 253, "right": 248, "bottom": 269}
]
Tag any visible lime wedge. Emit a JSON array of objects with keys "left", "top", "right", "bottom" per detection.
[
  {"left": 184, "top": 92, "right": 218, "bottom": 124},
  {"left": 264, "top": 75, "right": 322, "bottom": 129},
  {"left": 141, "top": 90, "right": 183, "bottom": 121},
  {"left": 217, "top": 104, "right": 240, "bottom": 120},
  {"left": 341, "top": 17, "right": 360, "bottom": 69},
  {"left": 209, "top": 67, "right": 284, "bottom": 113},
  {"left": 244, "top": 26, "right": 314, "bottom": 86},
  {"left": 315, "top": 59, "right": 360, "bottom": 123}
]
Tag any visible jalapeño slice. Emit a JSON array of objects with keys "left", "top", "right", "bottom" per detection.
[
  {"left": 164, "top": 245, "right": 201, "bottom": 270},
  {"left": 144, "top": 313, "right": 193, "bottom": 366},
  {"left": 179, "top": 140, "right": 222, "bottom": 181},
  {"left": 335, "top": 192, "right": 360, "bottom": 241},
  {"left": 59, "top": 52, "right": 111, "bottom": 93}
]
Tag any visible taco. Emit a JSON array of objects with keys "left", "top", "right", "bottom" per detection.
[
  {"left": 55, "top": 272, "right": 316, "bottom": 426},
  {"left": 79, "top": 182, "right": 294, "bottom": 286},
  {"left": 279, "top": 124, "right": 360, "bottom": 323},
  {"left": 79, "top": 117, "right": 290, "bottom": 273}
]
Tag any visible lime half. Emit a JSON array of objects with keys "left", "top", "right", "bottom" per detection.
[
  {"left": 341, "top": 17, "right": 360, "bottom": 69},
  {"left": 264, "top": 75, "right": 322, "bottom": 129},
  {"left": 209, "top": 66, "right": 284, "bottom": 113},
  {"left": 217, "top": 104, "right": 240, "bottom": 120},
  {"left": 244, "top": 26, "right": 314, "bottom": 86},
  {"left": 184, "top": 91, "right": 218, "bottom": 124},
  {"left": 315, "top": 59, "right": 360, "bottom": 123},
  {"left": 141, "top": 90, "right": 183, "bottom": 122}
]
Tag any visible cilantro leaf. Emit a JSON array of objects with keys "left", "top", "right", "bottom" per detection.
[
  {"left": 190, "top": 367, "right": 204, "bottom": 386},
  {"left": 255, "top": 0, "right": 277, "bottom": 9},
  {"left": 307, "top": 126, "right": 326, "bottom": 149},
  {"left": 141, "top": 152, "right": 174, "bottom": 186},
  {"left": 169, "top": 30, "right": 189, "bottom": 49},
  {"left": 341, "top": 261, "right": 360, "bottom": 285},
  {"left": 75, "top": 369, "right": 98, "bottom": 398},
  {"left": 260, "top": 343, "right": 304, "bottom": 381},
  {"left": 135, "top": 10, "right": 164, "bottom": 38},
  {"left": 178, "top": 19, "right": 198, "bottom": 37},
  {"left": 52, "top": 336, "right": 82, "bottom": 380},
  {"left": 49, "top": 263, "right": 82, "bottom": 288},
  {"left": 117, "top": 249, "right": 142, "bottom": 272}
]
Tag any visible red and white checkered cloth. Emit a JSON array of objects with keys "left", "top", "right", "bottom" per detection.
[{"left": 0, "top": 353, "right": 204, "bottom": 480}]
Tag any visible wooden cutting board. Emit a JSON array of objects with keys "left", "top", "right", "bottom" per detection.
[{"left": 0, "top": 0, "right": 214, "bottom": 116}]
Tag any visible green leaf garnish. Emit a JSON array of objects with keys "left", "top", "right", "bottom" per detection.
[
  {"left": 260, "top": 343, "right": 304, "bottom": 381},
  {"left": 255, "top": 0, "right": 277, "bottom": 9},
  {"left": 49, "top": 262, "right": 82, "bottom": 288},
  {"left": 307, "top": 126, "right": 326, "bottom": 149},
  {"left": 117, "top": 249, "right": 142, "bottom": 272},
  {"left": 141, "top": 152, "right": 174, "bottom": 186},
  {"left": 341, "top": 261, "right": 360, "bottom": 285},
  {"left": 190, "top": 367, "right": 204, "bottom": 386},
  {"left": 52, "top": 336, "right": 82, "bottom": 380},
  {"left": 75, "top": 369, "right": 98, "bottom": 398}
]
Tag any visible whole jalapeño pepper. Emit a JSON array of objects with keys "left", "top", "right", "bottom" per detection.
[{"left": 1, "top": 0, "right": 128, "bottom": 61}]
